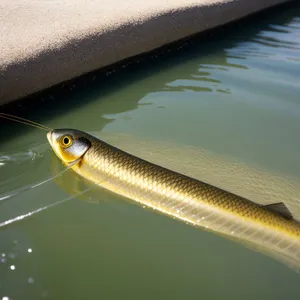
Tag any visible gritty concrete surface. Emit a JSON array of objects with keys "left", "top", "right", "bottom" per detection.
[{"left": 0, "top": 0, "right": 292, "bottom": 104}]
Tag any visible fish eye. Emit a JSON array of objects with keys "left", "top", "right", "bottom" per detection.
[{"left": 60, "top": 135, "right": 73, "bottom": 148}]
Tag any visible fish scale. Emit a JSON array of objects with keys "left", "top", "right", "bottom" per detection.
[{"left": 48, "top": 129, "right": 300, "bottom": 271}]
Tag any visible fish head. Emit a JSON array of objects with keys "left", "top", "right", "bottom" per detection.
[{"left": 47, "top": 129, "right": 91, "bottom": 165}]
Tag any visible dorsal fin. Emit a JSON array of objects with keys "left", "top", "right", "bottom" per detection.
[{"left": 264, "top": 202, "right": 293, "bottom": 220}]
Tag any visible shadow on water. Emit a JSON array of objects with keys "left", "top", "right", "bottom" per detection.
[{"left": 0, "top": 1, "right": 300, "bottom": 142}]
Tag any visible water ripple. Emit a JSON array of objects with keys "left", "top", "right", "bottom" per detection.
[
  {"left": 159, "top": 13, "right": 300, "bottom": 100},
  {"left": 0, "top": 143, "right": 50, "bottom": 191}
]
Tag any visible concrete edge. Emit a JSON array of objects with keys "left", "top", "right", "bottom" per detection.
[{"left": 0, "top": 0, "right": 292, "bottom": 105}]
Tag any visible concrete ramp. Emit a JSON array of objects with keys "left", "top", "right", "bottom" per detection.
[{"left": 0, "top": 0, "right": 291, "bottom": 104}]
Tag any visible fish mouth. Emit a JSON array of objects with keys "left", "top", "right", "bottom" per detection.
[
  {"left": 47, "top": 131, "right": 61, "bottom": 159},
  {"left": 47, "top": 131, "right": 61, "bottom": 158},
  {"left": 47, "top": 131, "right": 53, "bottom": 146},
  {"left": 47, "top": 131, "right": 63, "bottom": 160},
  {"left": 46, "top": 131, "right": 73, "bottom": 166}
]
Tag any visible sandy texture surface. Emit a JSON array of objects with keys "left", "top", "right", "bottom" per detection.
[{"left": 0, "top": 0, "right": 291, "bottom": 104}]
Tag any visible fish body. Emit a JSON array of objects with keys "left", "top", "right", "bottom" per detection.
[{"left": 47, "top": 129, "right": 300, "bottom": 270}]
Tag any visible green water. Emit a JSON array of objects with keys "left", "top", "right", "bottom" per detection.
[{"left": 1, "top": 2, "right": 300, "bottom": 299}]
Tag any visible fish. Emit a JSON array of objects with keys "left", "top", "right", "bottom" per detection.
[
  {"left": 46, "top": 128, "right": 300, "bottom": 272},
  {"left": 1, "top": 113, "right": 300, "bottom": 272}
]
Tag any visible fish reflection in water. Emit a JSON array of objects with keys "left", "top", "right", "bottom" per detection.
[{"left": 49, "top": 132, "right": 300, "bottom": 273}]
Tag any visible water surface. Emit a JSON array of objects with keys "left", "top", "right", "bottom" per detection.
[{"left": 1, "top": 3, "right": 300, "bottom": 299}]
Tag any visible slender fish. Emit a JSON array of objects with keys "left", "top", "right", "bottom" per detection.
[
  {"left": 1, "top": 113, "right": 299, "bottom": 271},
  {"left": 47, "top": 128, "right": 300, "bottom": 271}
]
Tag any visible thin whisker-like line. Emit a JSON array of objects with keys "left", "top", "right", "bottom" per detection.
[
  {"left": 0, "top": 113, "right": 53, "bottom": 130},
  {"left": 0, "top": 175, "right": 105, "bottom": 228},
  {"left": 0, "top": 158, "right": 81, "bottom": 202},
  {"left": 0, "top": 113, "right": 52, "bottom": 131},
  {"left": 0, "top": 186, "right": 94, "bottom": 228},
  {"left": 0, "top": 115, "right": 48, "bottom": 131}
]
